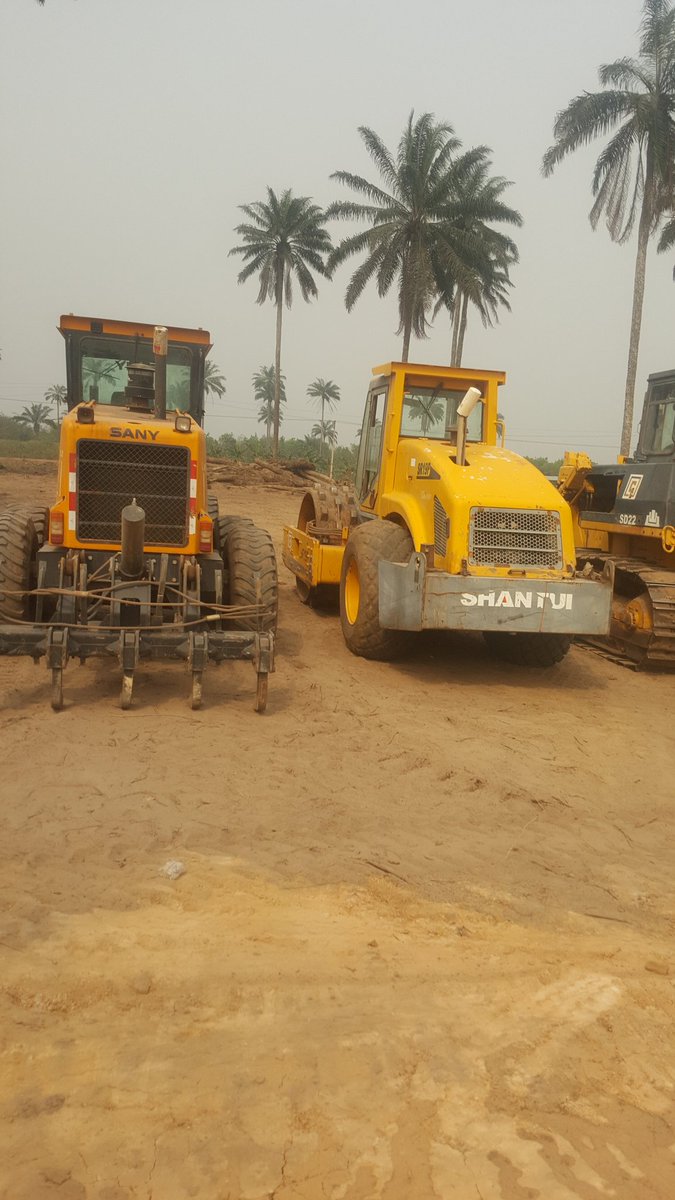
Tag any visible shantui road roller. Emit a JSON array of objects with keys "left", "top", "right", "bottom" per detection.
[
  {"left": 558, "top": 368, "right": 675, "bottom": 668},
  {"left": 0, "top": 315, "right": 277, "bottom": 710},
  {"left": 283, "top": 361, "right": 612, "bottom": 666}
]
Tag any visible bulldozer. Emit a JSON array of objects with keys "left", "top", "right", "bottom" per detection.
[
  {"left": 558, "top": 368, "right": 675, "bottom": 668},
  {"left": 0, "top": 315, "right": 277, "bottom": 710},
  {"left": 282, "top": 361, "right": 612, "bottom": 666}
]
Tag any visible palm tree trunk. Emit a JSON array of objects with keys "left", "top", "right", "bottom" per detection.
[
  {"left": 273, "top": 288, "right": 283, "bottom": 460},
  {"left": 450, "top": 294, "right": 461, "bottom": 365},
  {"left": 620, "top": 182, "right": 652, "bottom": 458},
  {"left": 401, "top": 318, "right": 412, "bottom": 363},
  {"left": 456, "top": 292, "right": 469, "bottom": 366}
]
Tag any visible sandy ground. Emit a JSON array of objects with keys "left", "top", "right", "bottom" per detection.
[{"left": 1, "top": 464, "right": 674, "bottom": 1200}]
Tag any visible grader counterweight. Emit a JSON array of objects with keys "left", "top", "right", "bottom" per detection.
[
  {"left": 0, "top": 315, "right": 278, "bottom": 710},
  {"left": 283, "top": 361, "right": 612, "bottom": 666}
]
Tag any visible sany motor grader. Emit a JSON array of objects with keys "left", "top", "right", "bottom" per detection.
[
  {"left": 558, "top": 368, "right": 675, "bottom": 668},
  {"left": 282, "top": 361, "right": 612, "bottom": 666},
  {"left": 0, "top": 315, "right": 277, "bottom": 710}
]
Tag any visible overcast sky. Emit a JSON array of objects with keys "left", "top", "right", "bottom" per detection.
[{"left": 1, "top": 0, "right": 672, "bottom": 459}]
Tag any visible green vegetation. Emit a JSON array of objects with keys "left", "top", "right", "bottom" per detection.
[
  {"left": 543, "top": 0, "right": 675, "bottom": 455},
  {"left": 12, "top": 402, "right": 56, "bottom": 435}
]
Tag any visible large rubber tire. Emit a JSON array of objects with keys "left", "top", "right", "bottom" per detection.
[
  {"left": 207, "top": 492, "right": 220, "bottom": 521},
  {"left": 214, "top": 512, "right": 253, "bottom": 553},
  {"left": 26, "top": 507, "right": 49, "bottom": 549},
  {"left": 339, "top": 519, "right": 413, "bottom": 660},
  {"left": 0, "top": 508, "right": 38, "bottom": 623},
  {"left": 483, "top": 631, "right": 572, "bottom": 668},
  {"left": 224, "top": 522, "right": 278, "bottom": 633}
]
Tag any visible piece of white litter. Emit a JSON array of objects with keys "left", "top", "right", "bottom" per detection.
[{"left": 161, "top": 860, "right": 186, "bottom": 880}]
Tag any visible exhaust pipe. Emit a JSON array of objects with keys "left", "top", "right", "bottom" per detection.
[
  {"left": 153, "top": 326, "right": 168, "bottom": 420},
  {"left": 456, "top": 387, "right": 482, "bottom": 466},
  {"left": 120, "top": 499, "right": 146, "bottom": 579}
]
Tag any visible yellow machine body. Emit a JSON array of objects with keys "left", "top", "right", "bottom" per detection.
[
  {"left": 284, "top": 362, "right": 577, "bottom": 585},
  {"left": 49, "top": 404, "right": 212, "bottom": 555}
]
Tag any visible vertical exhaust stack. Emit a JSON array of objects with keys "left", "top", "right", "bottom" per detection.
[
  {"left": 456, "top": 387, "right": 482, "bottom": 466},
  {"left": 120, "top": 499, "right": 146, "bottom": 579},
  {"left": 153, "top": 325, "right": 168, "bottom": 420}
]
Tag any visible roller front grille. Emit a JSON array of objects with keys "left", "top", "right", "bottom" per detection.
[
  {"left": 469, "top": 507, "right": 563, "bottom": 570},
  {"left": 77, "top": 439, "right": 190, "bottom": 546}
]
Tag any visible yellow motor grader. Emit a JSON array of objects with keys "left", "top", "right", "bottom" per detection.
[
  {"left": 558, "top": 368, "right": 675, "bottom": 668},
  {"left": 283, "top": 361, "right": 612, "bottom": 667},
  {"left": 0, "top": 315, "right": 277, "bottom": 710}
]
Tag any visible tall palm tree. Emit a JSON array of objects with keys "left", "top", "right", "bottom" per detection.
[
  {"left": 204, "top": 360, "right": 226, "bottom": 401},
  {"left": 433, "top": 150, "right": 521, "bottom": 365},
  {"left": 13, "top": 403, "right": 55, "bottom": 436},
  {"left": 253, "top": 366, "right": 286, "bottom": 443},
  {"left": 44, "top": 383, "right": 67, "bottom": 426},
  {"left": 230, "top": 188, "right": 332, "bottom": 457},
  {"left": 328, "top": 112, "right": 490, "bottom": 361},
  {"left": 307, "top": 377, "right": 340, "bottom": 450},
  {"left": 542, "top": 0, "right": 675, "bottom": 455}
]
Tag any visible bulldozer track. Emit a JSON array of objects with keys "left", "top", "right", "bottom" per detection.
[{"left": 577, "top": 553, "right": 675, "bottom": 670}]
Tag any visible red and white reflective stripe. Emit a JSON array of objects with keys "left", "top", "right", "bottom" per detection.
[
  {"left": 68, "top": 452, "right": 77, "bottom": 531},
  {"left": 189, "top": 460, "right": 197, "bottom": 534}
]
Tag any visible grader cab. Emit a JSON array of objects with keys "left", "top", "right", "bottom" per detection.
[
  {"left": 283, "top": 361, "right": 612, "bottom": 667},
  {"left": 0, "top": 315, "right": 277, "bottom": 710}
]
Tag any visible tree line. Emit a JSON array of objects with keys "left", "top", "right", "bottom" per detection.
[{"left": 25, "top": 0, "right": 675, "bottom": 462}]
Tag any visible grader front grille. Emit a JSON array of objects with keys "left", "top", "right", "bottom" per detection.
[
  {"left": 469, "top": 507, "right": 563, "bottom": 570},
  {"left": 76, "top": 439, "right": 190, "bottom": 546}
]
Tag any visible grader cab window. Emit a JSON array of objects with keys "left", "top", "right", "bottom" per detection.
[
  {"left": 642, "top": 390, "right": 675, "bottom": 456},
  {"left": 401, "top": 386, "right": 483, "bottom": 442},
  {"left": 79, "top": 337, "right": 193, "bottom": 411}
]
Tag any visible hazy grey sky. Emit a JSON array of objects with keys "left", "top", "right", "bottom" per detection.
[{"left": 1, "top": 0, "right": 672, "bottom": 459}]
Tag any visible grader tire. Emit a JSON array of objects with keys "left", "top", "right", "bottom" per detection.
[
  {"left": 0, "top": 508, "right": 38, "bottom": 623},
  {"left": 339, "top": 520, "right": 412, "bottom": 660},
  {"left": 207, "top": 492, "right": 220, "bottom": 521},
  {"left": 225, "top": 522, "right": 278, "bottom": 633},
  {"left": 483, "top": 631, "right": 572, "bottom": 668},
  {"left": 215, "top": 513, "right": 253, "bottom": 553}
]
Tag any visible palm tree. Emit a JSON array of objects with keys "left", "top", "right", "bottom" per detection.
[
  {"left": 328, "top": 112, "right": 492, "bottom": 361},
  {"left": 204, "top": 360, "right": 226, "bottom": 401},
  {"left": 253, "top": 366, "right": 286, "bottom": 443},
  {"left": 542, "top": 0, "right": 675, "bottom": 455},
  {"left": 433, "top": 150, "right": 521, "bottom": 365},
  {"left": 13, "top": 403, "right": 55, "bottom": 436},
  {"left": 311, "top": 419, "right": 338, "bottom": 447},
  {"left": 82, "top": 359, "right": 118, "bottom": 400},
  {"left": 307, "top": 378, "right": 340, "bottom": 452},
  {"left": 406, "top": 396, "right": 445, "bottom": 434},
  {"left": 44, "top": 383, "right": 67, "bottom": 426},
  {"left": 230, "top": 188, "right": 332, "bottom": 457}
]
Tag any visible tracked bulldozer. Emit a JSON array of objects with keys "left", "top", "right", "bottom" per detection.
[
  {"left": 283, "top": 361, "right": 612, "bottom": 666},
  {"left": 0, "top": 315, "right": 277, "bottom": 710},
  {"left": 558, "top": 369, "right": 675, "bottom": 668}
]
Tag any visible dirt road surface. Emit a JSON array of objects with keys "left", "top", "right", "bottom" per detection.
[{"left": 1, "top": 465, "right": 674, "bottom": 1200}]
